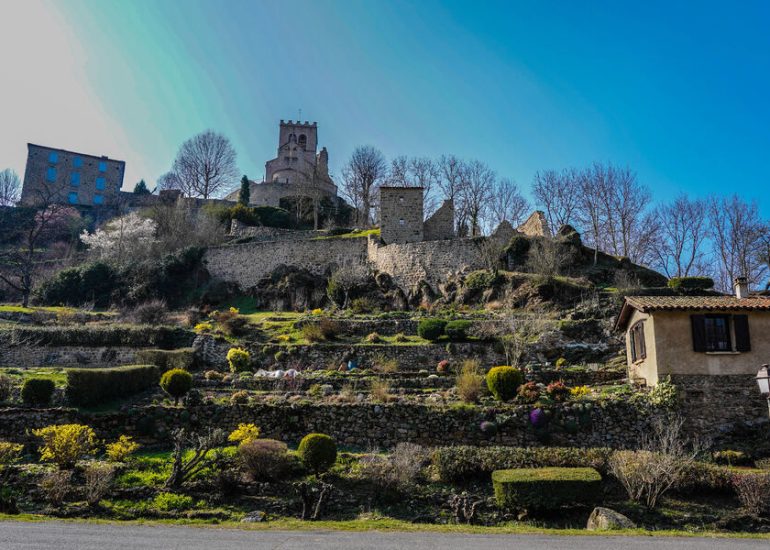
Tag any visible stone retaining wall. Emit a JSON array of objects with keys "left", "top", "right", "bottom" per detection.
[{"left": 0, "top": 346, "right": 137, "bottom": 368}]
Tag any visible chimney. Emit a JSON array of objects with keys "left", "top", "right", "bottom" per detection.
[{"left": 734, "top": 276, "right": 749, "bottom": 299}]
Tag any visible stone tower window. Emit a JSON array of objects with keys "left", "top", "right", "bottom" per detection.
[
  {"left": 298, "top": 134, "right": 307, "bottom": 147},
  {"left": 288, "top": 133, "right": 296, "bottom": 143},
  {"left": 399, "top": 219, "right": 405, "bottom": 225}
]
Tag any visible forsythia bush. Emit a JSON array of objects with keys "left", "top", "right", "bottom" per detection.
[
  {"left": 194, "top": 322, "right": 213, "bottom": 334},
  {"left": 0, "top": 441, "right": 23, "bottom": 468},
  {"left": 105, "top": 435, "right": 140, "bottom": 462},
  {"left": 33, "top": 424, "right": 97, "bottom": 469},
  {"left": 228, "top": 423, "right": 261, "bottom": 445},
  {"left": 227, "top": 347, "right": 251, "bottom": 373}
]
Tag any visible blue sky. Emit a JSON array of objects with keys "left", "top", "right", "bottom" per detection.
[{"left": 1, "top": 0, "right": 769, "bottom": 212}]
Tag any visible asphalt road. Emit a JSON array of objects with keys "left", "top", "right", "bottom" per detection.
[{"left": 0, "top": 521, "right": 768, "bottom": 550}]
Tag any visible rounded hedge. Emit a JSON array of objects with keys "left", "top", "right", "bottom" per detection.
[
  {"left": 486, "top": 366, "right": 524, "bottom": 402},
  {"left": 21, "top": 378, "right": 55, "bottom": 406},
  {"left": 226, "top": 347, "right": 251, "bottom": 373},
  {"left": 160, "top": 368, "right": 193, "bottom": 404},
  {"left": 297, "top": 433, "right": 337, "bottom": 475},
  {"left": 417, "top": 319, "right": 447, "bottom": 341}
]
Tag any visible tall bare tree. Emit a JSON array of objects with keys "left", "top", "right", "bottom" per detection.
[
  {"left": 437, "top": 155, "right": 467, "bottom": 234},
  {"left": 341, "top": 146, "right": 387, "bottom": 226},
  {"left": 575, "top": 165, "right": 605, "bottom": 265},
  {"left": 460, "top": 160, "right": 494, "bottom": 237},
  {"left": 532, "top": 169, "right": 580, "bottom": 231},
  {"left": 707, "top": 194, "right": 767, "bottom": 292},
  {"left": 170, "top": 130, "right": 239, "bottom": 199},
  {"left": 386, "top": 156, "right": 440, "bottom": 216},
  {"left": 0, "top": 169, "right": 21, "bottom": 206},
  {"left": 652, "top": 194, "right": 709, "bottom": 278},
  {"left": 487, "top": 177, "right": 529, "bottom": 231}
]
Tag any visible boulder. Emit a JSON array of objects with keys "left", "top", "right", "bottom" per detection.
[
  {"left": 241, "top": 510, "right": 266, "bottom": 523},
  {"left": 586, "top": 507, "right": 636, "bottom": 530}
]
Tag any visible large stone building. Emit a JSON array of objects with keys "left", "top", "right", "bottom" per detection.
[
  {"left": 225, "top": 120, "right": 340, "bottom": 208},
  {"left": 20, "top": 143, "right": 125, "bottom": 207}
]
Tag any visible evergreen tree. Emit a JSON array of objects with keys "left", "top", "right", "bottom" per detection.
[
  {"left": 133, "top": 179, "right": 150, "bottom": 195},
  {"left": 238, "top": 175, "right": 250, "bottom": 206}
]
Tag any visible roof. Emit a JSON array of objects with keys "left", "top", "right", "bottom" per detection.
[
  {"left": 27, "top": 143, "right": 125, "bottom": 166},
  {"left": 616, "top": 295, "right": 770, "bottom": 330}
]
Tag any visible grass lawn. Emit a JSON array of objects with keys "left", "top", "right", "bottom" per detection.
[{"left": 0, "top": 366, "right": 69, "bottom": 387}]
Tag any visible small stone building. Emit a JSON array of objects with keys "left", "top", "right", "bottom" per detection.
[
  {"left": 616, "top": 279, "right": 770, "bottom": 385},
  {"left": 379, "top": 187, "right": 455, "bottom": 245}
]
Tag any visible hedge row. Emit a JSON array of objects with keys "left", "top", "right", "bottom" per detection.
[
  {"left": 2, "top": 325, "right": 194, "bottom": 348},
  {"left": 492, "top": 467, "right": 602, "bottom": 511},
  {"left": 432, "top": 445, "right": 612, "bottom": 482},
  {"left": 66, "top": 365, "right": 161, "bottom": 406},
  {"left": 135, "top": 348, "right": 197, "bottom": 371}
]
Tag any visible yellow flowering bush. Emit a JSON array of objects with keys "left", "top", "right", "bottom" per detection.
[
  {"left": 226, "top": 347, "right": 251, "bottom": 373},
  {"left": 0, "top": 441, "right": 23, "bottom": 469},
  {"left": 228, "top": 423, "right": 261, "bottom": 444},
  {"left": 194, "top": 321, "right": 213, "bottom": 334},
  {"left": 570, "top": 385, "right": 591, "bottom": 399},
  {"left": 311, "top": 308, "right": 323, "bottom": 315},
  {"left": 33, "top": 424, "right": 97, "bottom": 469},
  {"left": 229, "top": 307, "right": 240, "bottom": 314},
  {"left": 105, "top": 435, "right": 140, "bottom": 462}
]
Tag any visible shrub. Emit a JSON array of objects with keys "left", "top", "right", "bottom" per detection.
[
  {"left": 555, "top": 357, "right": 567, "bottom": 368},
  {"left": 492, "top": 467, "right": 602, "bottom": 511},
  {"left": 393, "top": 332, "right": 408, "bottom": 343},
  {"left": 318, "top": 318, "right": 340, "bottom": 339},
  {"left": 160, "top": 369, "right": 193, "bottom": 405},
  {"left": 364, "top": 332, "right": 382, "bottom": 343},
  {"left": 33, "top": 424, "right": 97, "bottom": 469},
  {"left": 351, "top": 297, "right": 376, "bottom": 314},
  {"left": 464, "top": 270, "right": 497, "bottom": 291},
  {"left": 21, "top": 378, "right": 55, "bottom": 406},
  {"left": 372, "top": 353, "right": 398, "bottom": 373},
  {"left": 0, "top": 374, "right": 13, "bottom": 403},
  {"left": 194, "top": 321, "right": 213, "bottom": 333},
  {"left": 437, "top": 359, "right": 450, "bottom": 373},
  {"left": 712, "top": 450, "right": 751, "bottom": 467},
  {"left": 105, "top": 435, "right": 140, "bottom": 462},
  {"left": 0, "top": 441, "right": 23, "bottom": 469},
  {"left": 298, "top": 433, "right": 337, "bottom": 475},
  {"left": 84, "top": 463, "right": 115, "bottom": 507},
  {"left": 136, "top": 349, "right": 196, "bottom": 371},
  {"left": 228, "top": 423, "right": 260, "bottom": 444},
  {"left": 546, "top": 380, "right": 570, "bottom": 402},
  {"left": 238, "top": 439, "right": 292, "bottom": 481},
  {"left": 40, "top": 470, "right": 72, "bottom": 506},
  {"left": 756, "top": 458, "right": 770, "bottom": 471},
  {"left": 432, "top": 446, "right": 612, "bottom": 482},
  {"left": 445, "top": 320, "right": 472, "bottom": 341},
  {"left": 456, "top": 359, "right": 484, "bottom": 404},
  {"left": 732, "top": 472, "right": 770, "bottom": 516},
  {"left": 66, "top": 365, "right": 161, "bottom": 407},
  {"left": 230, "top": 390, "right": 249, "bottom": 405},
  {"left": 417, "top": 319, "right": 447, "bottom": 341},
  {"left": 667, "top": 276, "right": 715, "bottom": 290},
  {"left": 129, "top": 300, "right": 169, "bottom": 324},
  {"left": 212, "top": 309, "right": 247, "bottom": 336},
  {"left": 517, "top": 381, "right": 540, "bottom": 403},
  {"left": 226, "top": 347, "right": 251, "bottom": 373},
  {"left": 570, "top": 385, "right": 591, "bottom": 399},
  {"left": 486, "top": 366, "right": 524, "bottom": 402},
  {"left": 370, "top": 379, "right": 391, "bottom": 403},
  {"left": 359, "top": 442, "right": 428, "bottom": 492},
  {"left": 204, "top": 370, "right": 224, "bottom": 381},
  {"left": 302, "top": 323, "right": 326, "bottom": 343},
  {"left": 152, "top": 492, "right": 195, "bottom": 512}
]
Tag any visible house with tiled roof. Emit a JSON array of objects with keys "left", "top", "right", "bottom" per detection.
[{"left": 616, "top": 277, "right": 770, "bottom": 386}]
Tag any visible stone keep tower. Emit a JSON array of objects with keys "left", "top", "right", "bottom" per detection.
[
  {"left": 266, "top": 120, "right": 323, "bottom": 185},
  {"left": 380, "top": 187, "right": 424, "bottom": 244}
]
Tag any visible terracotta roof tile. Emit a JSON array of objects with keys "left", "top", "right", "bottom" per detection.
[{"left": 625, "top": 295, "right": 770, "bottom": 312}]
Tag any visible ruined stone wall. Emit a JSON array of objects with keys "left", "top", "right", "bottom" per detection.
[
  {"left": 367, "top": 237, "right": 483, "bottom": 291},
  {"left": 517, "top": 210, "right": 551, "bottom": 237},
  {"left": 379, "top": 187, "right": 424, "bottom": 244},
  {"left": 204, "top": 238, "right": 368, "bottom": 289},
  {"left": 423, "top": 199, "right": 455, "bottom": 241},
  {"left": 229, "top": 222, "right": 319, "bottom": 241}
]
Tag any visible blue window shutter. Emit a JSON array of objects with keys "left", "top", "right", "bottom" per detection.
[
  {"left": 68, "top": 192, "right": 78, "bottom": 204},
  {"left": 98, "top": 161, "right": 107, "bottom": 172},
  {"left": 96, "top": 177, "right": 106, "bottom": 190},
  {"left": 73, "top": 156, "right": 82, "bottom": 168},
  {"left": 93, "top": 194, "right": 104, "bottom": 205},
  {"left": 46, "top": 167, "right": 57, "bottom": 182},
  {"left": 71, "top": 172, "right": 80, "bottom": 185},
  {"left": 49, "top": 151, "right": 58, "bottom": 163}
]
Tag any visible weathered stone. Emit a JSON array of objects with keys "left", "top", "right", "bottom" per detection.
[
  {"left": 241, "top": 510, "right": 266, "bottom": 523},
  {"left": 586, "top": 507, "right": 636, "bottom": 530}
]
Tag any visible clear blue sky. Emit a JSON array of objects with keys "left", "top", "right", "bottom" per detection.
[{"left": 1, "top": 0, "right": 768, "bottom": 213}]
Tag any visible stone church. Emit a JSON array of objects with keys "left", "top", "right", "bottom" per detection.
[{"left": 226, "top": 120, "right": 341, "bottom": 208}]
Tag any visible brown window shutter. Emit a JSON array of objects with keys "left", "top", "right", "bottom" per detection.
[
  {"left": 691, "top": 315, "right": 707, "bottom": 352},
  {"left": 733, "top": 315, "right": 751, "bottom": 352},
  {"left": 639, "top": 325, "right": 646, "bottom": 359}
]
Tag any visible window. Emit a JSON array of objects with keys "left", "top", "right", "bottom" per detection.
[
  {"left": 73, "top": 156, "right": 82, "bottom": 168},
  {"left": 629, "top": 321, "right": 646, "bottom": 362},
  {"left": 298, "top": 134, "right": 307, "bottom": 147},
  {"left": 70, "top": 172, "right": 80, "bottom": 186},
  {"left": 48, "top": 151, "right": 58, "bottom": 163},
  {"left": 93, "top": 194, "right": 104, "bottom": 205},
  {"left": 399, "top": 219, "right": 405, "bottom": 226},
  {"left": 68, "top": 192, "right": 78, "bottom": 204},
  {"left": 691, "top": 314, "right": 751, "bottom": 353},
  {"left": 98, "top": 161, "right": 107, "bottom": 172},
  {"left": 46, "top": 167, "right": 57, "bottom": 182},
  {"left": 95, "top": 177, "right": 106, "bottom": 190}
]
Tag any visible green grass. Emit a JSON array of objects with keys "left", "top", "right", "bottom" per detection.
[
  {"left": 0, "top": 305, "right": 114, "bottom": 316},
  {"left": 313, "top": 228, "right": 381, "bottom": 240},
  {"left": 0, "top": 367, "right": 69, "bottom": 387}
]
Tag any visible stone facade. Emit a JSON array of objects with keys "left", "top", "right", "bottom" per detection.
[
  {"left": 423, "top": 199, "right": 455, "bottom": 241},
  {"left": 229, "top": 221, "right": 318, "bottom": 241},
  {"left": 379, "top": 187, "right": 424, "bottom": 244},
  {"left": 517, "top": 210, "right": 551, "bottom": 237},
  {"left": 21, "top": 143, "right": 125, "bottom": 207},
  {"left": 204, "top": 238, "right": 368, "bottom": 289}
]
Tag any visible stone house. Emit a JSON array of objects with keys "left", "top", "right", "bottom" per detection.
[{"left": 616, "top": 278, "right": 770, "bottom": 385}]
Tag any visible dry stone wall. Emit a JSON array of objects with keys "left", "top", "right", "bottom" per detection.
[{"left": 0, "top": 346, "right": 137, "bottom": 368}]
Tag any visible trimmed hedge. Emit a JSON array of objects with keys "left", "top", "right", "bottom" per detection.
[
  {"left": 486, "top": 366, "right": 524, "bottom": 401},
  {"left": 21, "top": 378, "right": 56, "bottom": 406},
  {"left": 492, "top": 467, "right": 602, "bottom": 511},
  {"left": 135, "top": 348, "right": 197, "bottom": 371},
  {"left": 66, "top": 365, "right": 161, "bottom": 406},
  {"left": 432, "top": 446, "right": 612, "bottom": 482},
  {"left": 298, "top": 433, "right": 337, "bottom": 475},
  {"left": 667, "top": 276, "right": 714, "bottom": 290},
  {"left": 417, "top": 319, "right": 447, "bottom": 341},
  {"left": 1, "top": 325, "right": 194, "bottom": 348},
  {"left": 160, "top": 368, "right": 193, "bottom": 404},
  {"left": 445, "top": 320, "right": 472, "bottom": 341}
]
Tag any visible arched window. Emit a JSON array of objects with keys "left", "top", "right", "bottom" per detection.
[{"left": 298, "top": 134, "right": 307, "bottom": 147}]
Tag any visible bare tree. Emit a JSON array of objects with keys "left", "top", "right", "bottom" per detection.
[
  {"left": 386, "top": 156, "right": 440, "bottom": 216},
  {"left": 487, "top": 177, "right": 529, "bottom": 231},
  {"left": 170, "top": 130, "right": 239, "bottom": 199},
  {"left": 0, "top": 169, "right": 21, "bottom": 206},
  {"left": 437, "top": 155, "right": 468, "bottom": 234},
  {"left": 460, "top": 159, "right": 494, "bottom": 237},
  {"left": 532, "top": 169, "right": 580, "bottom": 231},
  {"left": 340, "top": 146, "right": 387, "bottom": 226},
  {"left": 575, "top": 166, "right": 605, "bottom": 265},
  {"left": 652, "top": 194, "right": 709, "bottom": 278},
  {"left": 708, "top": 194, "right": 766, "bottom": 292},
  {"left": 157, "top": 171, "right": 182, "bottom": 192},
  {"left": 165, "top": 428, "right": 225, "bottom": 488}
]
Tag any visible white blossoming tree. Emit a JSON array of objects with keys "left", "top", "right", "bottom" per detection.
[{"left": 80, "top": 212, "right": 157, "bottom": 266}]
